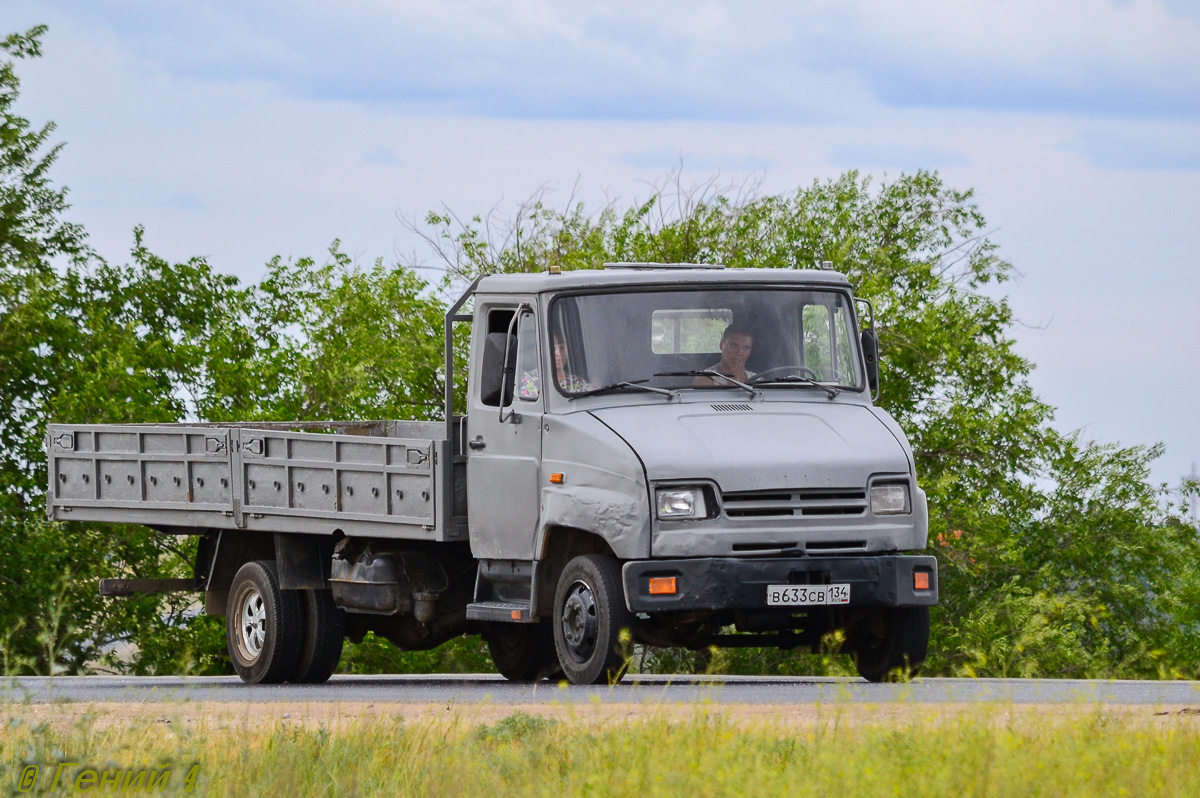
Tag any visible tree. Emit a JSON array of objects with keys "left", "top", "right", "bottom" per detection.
[
  {"left": 0, "top": 26, "right": 90, "bottom": 519},
  {"left": 0, "top": 29, "right": 461, "bottom": 672},
  {"left": 199, "top": 245, "right": 448, "bottom": 424},
  {"left": 0, "top": 229, "right": 248, "bottom": 673},
  {"left": 0, "top": 29, "right": 242, "bottom": 673}
]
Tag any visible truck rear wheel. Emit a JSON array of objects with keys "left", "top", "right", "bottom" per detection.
[
  {"left": 289, "top": 589, "right": 345, "bottom": 684},
  {"left": 226, "top": 560, "right": 303, "bottom": 685},
  {"left": 552, "top": 554, "right": 633, "bottom": 685},
  {"left": 485, "top": 621, "right": 562, "bottom": 681},
  {"left": 851, "top": 606, "right": 929, "bottom": 682}
]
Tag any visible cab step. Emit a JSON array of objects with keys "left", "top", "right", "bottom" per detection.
[{"left": 466, "top": 600, "right": 536, "bottom": 623}]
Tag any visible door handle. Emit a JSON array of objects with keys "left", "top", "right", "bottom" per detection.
[{"left": 468, "top": 436, "right": 486, "bottom": 451}]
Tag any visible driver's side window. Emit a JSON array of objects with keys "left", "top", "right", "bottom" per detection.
[{"left": 480, "top": 308, "right": 516, "bottom": 409}]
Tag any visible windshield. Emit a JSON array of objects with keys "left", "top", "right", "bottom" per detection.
[{"left": 547, "top": 288, "right": 863, "bottom": 396}]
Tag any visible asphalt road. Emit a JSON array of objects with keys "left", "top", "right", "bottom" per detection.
[{"left": 5, "top": 674, "right": 1200, "bottom": 706}]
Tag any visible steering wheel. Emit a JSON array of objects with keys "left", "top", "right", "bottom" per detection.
[{"left": 748, "top": 364, "right": 820, "bottom": 384}]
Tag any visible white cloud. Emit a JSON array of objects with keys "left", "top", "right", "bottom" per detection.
[{"left": 24, "top": 0, "right": 1200, "bottom": 120}]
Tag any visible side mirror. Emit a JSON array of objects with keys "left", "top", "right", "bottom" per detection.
[
  {"left": 480, "top": 332, "right": 517, "bottom": 407},
  {"left": 861, "top": 328, "right": 879, "bottom": 395}
]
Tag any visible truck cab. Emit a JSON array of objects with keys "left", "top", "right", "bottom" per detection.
[{"left": 458, "top": 264, "right": 935, "bottom": 683}]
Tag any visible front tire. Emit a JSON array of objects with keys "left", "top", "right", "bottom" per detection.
[
  {"left": 851, "top": 606, "right": 929, "bottom": 682},
  {"left": 226, "top": 560, "right": 303, "bottom": 685},
  {"left": 552, "top": 554, "right": 633, "bottom": 685}
]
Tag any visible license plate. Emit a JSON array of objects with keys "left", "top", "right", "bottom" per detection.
[{"left": 766, "top": 584, "right": 851, "bottom": 606}]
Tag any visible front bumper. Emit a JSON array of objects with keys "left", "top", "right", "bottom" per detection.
[{"left": 622, "top": 555, "right": 937, "bottom": 613}]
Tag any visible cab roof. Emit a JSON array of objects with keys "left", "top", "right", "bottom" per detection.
[{"left": 475, "top": 266, "right": 852, "bottom": 295}]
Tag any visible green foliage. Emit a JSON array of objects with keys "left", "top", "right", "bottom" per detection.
[
  {"left": 0, "top": 28, "right": 179, "bottom": 673},
  {"left": 0, "top": 30, "right": 452, "bottom": 675},
  {"left": 200, "top": 245, "right": 448, "bottom": 423},
  {"left": 0, "top": 26, "right": 88, "bottom": 278},
  {"left": 0, "top": 29, "right": 246, "bottom": 675},
  {"left": 631, "top": 630, "right": 859, "bottom": 678},
  {"left": 472, "top": 711, "right": 562, "bottom": 744},
  {"left": 337, "top": 633, "right": 492, "bottom": 676}
]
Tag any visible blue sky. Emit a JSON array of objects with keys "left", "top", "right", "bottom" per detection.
[{"left": 7, "top": 0, "right": 1200, "bottom": 492}]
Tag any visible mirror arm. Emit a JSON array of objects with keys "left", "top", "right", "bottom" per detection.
[{"left": 499, "top": 303, "right": 531, "bottom": 424}]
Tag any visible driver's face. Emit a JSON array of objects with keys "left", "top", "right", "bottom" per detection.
[
  {"left": 720, "top": 333, "right": 753, "bottom": 368},
  {"left": 553, "top": 339, "right": 568, "bottom": 374}
]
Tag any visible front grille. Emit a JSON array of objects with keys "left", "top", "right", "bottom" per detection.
[
  {"left": 732, "top": 541, "right": 798, "bottom": 553},
  {"left": 722, "top": 488, "right": 867, "bottom": 518},
  {"left": 806, "top": 540, "right": 867, "bottom": 552},
  {"left": 711, "top": 403, "right": 754, "bottom": 412}
]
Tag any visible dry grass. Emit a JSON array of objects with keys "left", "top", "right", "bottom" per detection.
[{"left": 3, "top": 699, "right": 1198, "bottom": 796}]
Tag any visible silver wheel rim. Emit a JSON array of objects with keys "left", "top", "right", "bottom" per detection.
[
  {"left": 560, "top": 579, "right": 599, "bottom": 663},
  {"left": 238, "top": 586, "right": 267, "bottom": 661}
]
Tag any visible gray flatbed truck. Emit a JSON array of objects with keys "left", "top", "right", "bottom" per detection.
[{"left": 46, "top": 264, "right": 937, "bottom": 685}]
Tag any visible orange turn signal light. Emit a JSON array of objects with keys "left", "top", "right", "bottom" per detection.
[
  {"left": 549, "top": 473, "right": 564, "bottom": 484},
  {"left": 511, "top": 610, "right": 523, "bottom": 620},
  {"left": 913, "top": 572, "right": 930, "bottom": 591},
  {"left": 648, "top": 576, "right": 677, "bottom": 595}
]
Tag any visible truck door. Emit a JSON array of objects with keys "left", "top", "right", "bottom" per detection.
[{"left": 466, "top": 302, "right": 543, "bottom": 559}]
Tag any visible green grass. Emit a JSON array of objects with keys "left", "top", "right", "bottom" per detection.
[{"left": 2, "top": 703, "right": 1198, "bottom": 796}]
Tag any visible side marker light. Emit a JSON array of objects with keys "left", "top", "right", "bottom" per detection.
[
  {"left": 648, "top": 576, "right": 677, "bottom": 595},
  {"left": 549, "top": 473, "right": 564, "bottom": 484},
  {"left": 914, "top": 572, "right": 930, "bottom": 591}
]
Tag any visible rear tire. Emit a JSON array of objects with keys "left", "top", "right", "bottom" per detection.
[
  {"left": 486, "top": 621, "right": 561, "bottom": 682},
  {"left": 851, "top": 606, "right": 929, "bottom": 682},
  {"left": 552, "top": 554, "right": 633, "bottom": 685},
  {"left": 226, "top": 560, "right": 303, "bottom": 685},
  {"left": 289, "top": 589, "right": 345, "bottom": 684}
]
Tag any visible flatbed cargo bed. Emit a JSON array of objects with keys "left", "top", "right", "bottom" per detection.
[{"left": 46, "top": 421, "right": 460, "bottom": 541}]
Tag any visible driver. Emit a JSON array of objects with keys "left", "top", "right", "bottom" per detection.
[
  {"left": 695, "top": 324, "right": 755, "bottom": 386},
  {"left": 551, "top": 334, "right": 590, "bottom": 392},
  {"left": 522, "top": 333, "right": 591, "bottom": 396}
]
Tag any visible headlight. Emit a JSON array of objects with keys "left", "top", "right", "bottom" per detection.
[
  {"left": 656, "top": 488, "right": 708, "bottom": 520},
  {"left": 870, "top": 484, "right": 911, "bottom": 515}
]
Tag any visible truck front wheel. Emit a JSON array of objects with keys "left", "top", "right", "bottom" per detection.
[
  {"left": 850, "top": 606, "right": 929, "bottom": 682},
  {"left": 552, "top": 554, "right": 633, "bottom": 685},
  {"left": 226, "top": 560, "right": 303, "bottom": 684}
]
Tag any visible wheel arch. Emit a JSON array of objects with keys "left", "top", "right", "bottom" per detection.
[
  {"left": 202, "top": 531, "right": 275, "bottom": 616},
  {"left": 534, "top": 526, "right": 618, "bottom": 617}
]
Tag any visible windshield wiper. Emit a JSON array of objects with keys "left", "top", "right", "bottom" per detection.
[
  {"left": 751, "top": 375, "right": 840, "bottom": 399},
  {"left": 653, "top": 370, "right": 760, "bottom": 399},
  {"left": 568, "top": 379, "right": 678, "bottom": 400}
]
